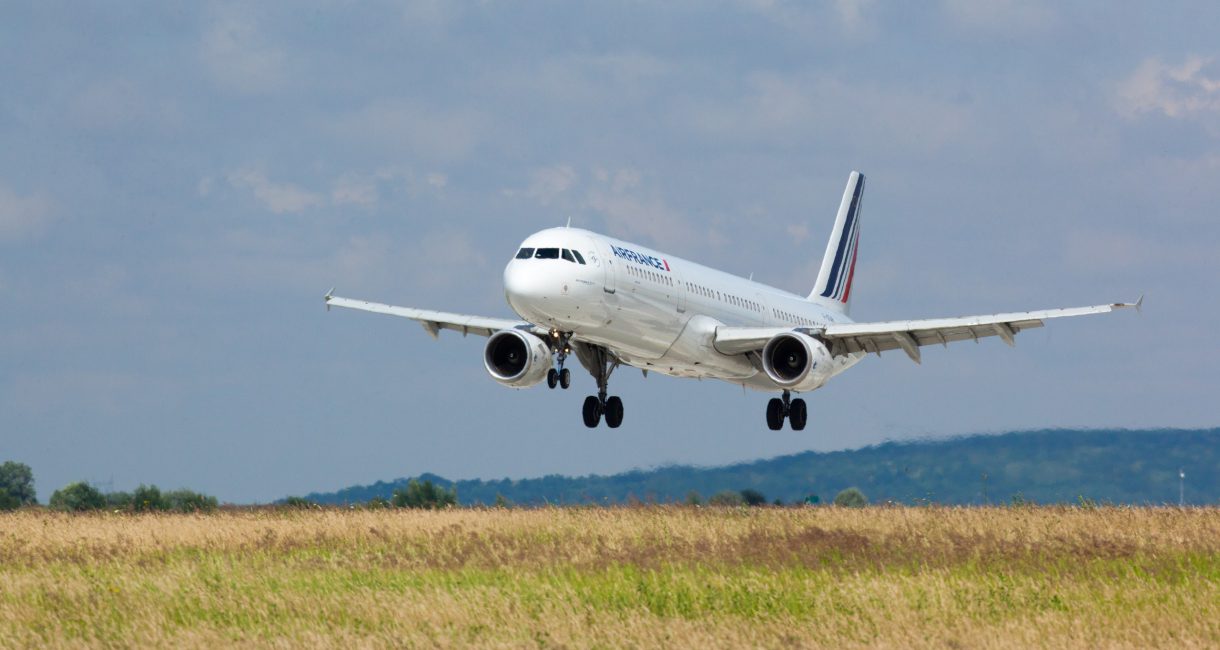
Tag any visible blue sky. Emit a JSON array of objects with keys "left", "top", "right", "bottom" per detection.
[{"left": 2, "top": 1, "right": 1217, "bottom": 503}]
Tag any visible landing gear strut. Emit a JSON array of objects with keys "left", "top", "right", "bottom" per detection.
[
  {"left": 580, "top": 346, "right": 623, "bottom": 428},
  {"left": 766, "top": 390, "right": 807, "bottom": 431},
  {"left": 546, "top": 331, "right": 573, "bottom": 390}
]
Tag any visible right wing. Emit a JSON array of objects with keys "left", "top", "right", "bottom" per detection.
[
  {"left": 714, "top": 298, "right": 1142, "bottom": 362},
  {"left": 324, "top": 292, "right": 544, "bottom": 339},
  {"left": 820, "top": 299, "right": 1141, "bottom": 363}
]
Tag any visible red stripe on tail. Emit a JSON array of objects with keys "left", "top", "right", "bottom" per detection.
[{"left": 840, "top": 240, "right": 858, "bottom": 303}]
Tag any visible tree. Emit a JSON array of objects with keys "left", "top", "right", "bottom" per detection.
[
  {"left": 740, "top": 489, "right": 767, "bottom": 506},
  {"left": 0, "top": 461, "right": 36, "bottom": 506},
  {"left": 106, "top": 491, "right": 134, "bottom": 509},
  {"left": 833, "top": 487, "right": 868, "bottom": 508},
  {"left": 132, "top": 484, "right": 168, "bottom": 512},
  {"left": 708, "top": 490, "right": 745, "bottom": 506},
  {"left": 494, "top": 493, "right": 511, "bottom": 508},
  {"left": 50, "top": 482, "right": 107, "bottom": 511},
  {"left": 683, "top": 490, "right": 702, "bottom": 506},
  {"left": 0, "top": 489, "right": 19, "bottom": 511},
  {"left": 165, "top": 489, "right": 218, "bottom": 513},
  {"left": 392, "top": 479, "right": 457, "bottom": 509}
]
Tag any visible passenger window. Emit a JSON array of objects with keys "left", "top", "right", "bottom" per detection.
[
  {"left": 561, "top": 249, "right": 576, "bottom": 263},
  {"left": 516, "top": 248, "right": 534, "bottom": 259},
  {"left": 535, "top": 248, "right": 559, "bottom": 259},
  {"left": 573, "top": 250, "right": 586, "bottom": 265}
]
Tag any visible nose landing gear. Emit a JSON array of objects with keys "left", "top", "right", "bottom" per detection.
[
  {"left": 766, "top": 390, "right": 807, "bottom": 431},
  {"left": 546, "top": 331, "right": 573, "bottom": 390}
]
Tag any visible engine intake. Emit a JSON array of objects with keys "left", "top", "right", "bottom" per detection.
[
  {"left": 484, "top": 329, "right": 551, "bottom": 388},
  {"left": 761, "top": 332, "right": 833, "bottom": 391}
]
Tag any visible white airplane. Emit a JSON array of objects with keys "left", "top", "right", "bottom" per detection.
[{"left": 326, "top": 172, "right": 1139, "bottom": 430}]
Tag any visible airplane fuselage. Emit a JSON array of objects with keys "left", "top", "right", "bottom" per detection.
[{"left": 503, "top": 227, "right": 864, "bottom": 390}]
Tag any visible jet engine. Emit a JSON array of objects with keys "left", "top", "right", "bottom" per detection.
[
  {"left": 483, "top": 329, "right": 552, "bottom": 388},
  {"left": 761, "top": 332, "right": 834, "bottom": 392}
]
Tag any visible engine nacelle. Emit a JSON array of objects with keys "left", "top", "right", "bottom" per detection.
[
  {"left": 483, "top": 329, "right": 552, "bottom": 388},
  {"left": 761, "top": 332, "right": 834, "bottom": 392}
]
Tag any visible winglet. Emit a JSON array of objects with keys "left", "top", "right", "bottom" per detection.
[
  {"left": 1113, "top": 294, "right": 1143, "bottom": 314},
  {"left": 324, "top": 288, "right": 335, "bottom": 311}
]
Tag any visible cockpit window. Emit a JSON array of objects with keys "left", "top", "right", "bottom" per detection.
[
  {"left": 572, "top": 250, "right": 586, "bottom": 265},
  {"left": 534, "top": 247, "right": 560, "bottom": 259},
  {"left": 515, "top": 247, "right": 534, "bottom": 259},
  {"left": 561, "top": 249, "right": 576, "bottom": 263}
]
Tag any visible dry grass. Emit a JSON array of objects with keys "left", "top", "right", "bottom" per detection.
[{"left": 2, "top": 506, "right": 1218, "bottom": 648}]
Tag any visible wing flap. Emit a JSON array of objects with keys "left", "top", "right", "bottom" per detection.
[{"left": 325, "top": 294, "right": 542, "bottom": 339}]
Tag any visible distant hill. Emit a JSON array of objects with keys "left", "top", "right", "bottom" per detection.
[{"left": 298, "top": 429, "right": 1220, "bottom": 506}]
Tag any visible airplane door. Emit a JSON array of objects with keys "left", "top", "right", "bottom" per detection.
[{"left": 594, "top": 239, "right": 617, "bottom": 295}]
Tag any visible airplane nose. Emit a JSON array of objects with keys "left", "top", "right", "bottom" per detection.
[{"left": 504, "top": 262, "right": 547, "bottom": 306}]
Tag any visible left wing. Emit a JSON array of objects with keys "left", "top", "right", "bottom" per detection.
[
  {"left": 325, "top": 292, "right": 544, "bottom": 339},
  {"left": 714, "top": 298, "right": 1141, "bottom": 363}
]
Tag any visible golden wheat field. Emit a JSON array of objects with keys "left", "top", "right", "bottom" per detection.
[{"left": 1, "top": 506, "right": 1218, "bottom": 649}]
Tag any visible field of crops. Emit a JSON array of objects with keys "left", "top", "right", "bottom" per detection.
[{"left": 2, "top": 506, "right": 1218, "bottom": 648}]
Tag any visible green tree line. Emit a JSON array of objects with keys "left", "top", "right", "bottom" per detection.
[{"left": 0, "top": 461, "right": 218, "bottom": 513}]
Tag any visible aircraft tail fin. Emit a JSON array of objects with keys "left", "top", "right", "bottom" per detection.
[{"left": 809, "top": 171, "right": 865, "bottom": 315}]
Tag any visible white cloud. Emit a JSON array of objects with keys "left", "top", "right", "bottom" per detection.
[
  {"left": 584, "top": 167, "right": 704, "bottom": 249},
  {"left": 331, "top": 174, "right": 379, "bottom": 208},
  {"left": 505, "top": 164, "right": 716, "bottom": 251},
  {"left": 331, "top": 101, "right": 488, "bottom": 162},
  {"left": 425, "top": 173, "right": 448, "bottom": 189},
  {"left": 0, "top": 185, "right": 55, "bottom": 241},
  {"left": 508, "top": 165, "right": 578, "bottom": 205},
  {"left": 223, "top": 166, "right": 449, "bottom": 214},
  {"left": 735, "top": 0, "right": 877, "bottom": 37},
  {"left": 200, "top": 8, "right": 285, "bottom": 93},
  {"left": 227, "top": 169, "right": 323, "bottom": 214},
  {"left": 328, "top": 229, "right": 489, "bottom": 294},
  {"left": 834, "top": 0, "right": 876, "bottom": 35},
  {"left": 940, "top": 0, "right": 1057, "bottom": 35},
  {"left": 1117, "top": 56, "right": 1220, "bottom": 121},
  {"left": 1061, "top": 226, "right": 1217, "bottom": 277},
  {"left": 785, "top": 223, "right": 810, "bottom": 243},
  {"left": 683, "top": 72, "right": 973, "bottom": 154}
]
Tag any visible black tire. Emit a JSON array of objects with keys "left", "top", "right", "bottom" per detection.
[
  {"left": 789, "top": 398, "right": 807, "bottom": 431},
  {"left": 582, "top": 395, "right": 601, "bottom": 428},
  {"left": 547, "top": 368, "right": 558, "bottom": 389},
  {"left": 605, "top": 396, "right": 624, "bottom": 428},
  {"left": 766, "top": 398, "right": 784, "bottom": 430},
  {"left": 559, "top": 368, "right": 571, "bottom": 389}
]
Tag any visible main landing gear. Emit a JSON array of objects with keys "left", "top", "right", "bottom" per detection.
[
  {"left": 581, "top": 346, "right": 623, "bottom": 429},
  {"left": 766, "top": 390, "right": 807, "bottom": 431},
  {"left": 546, "top": 331, "right": 572, "bottom": 390}
]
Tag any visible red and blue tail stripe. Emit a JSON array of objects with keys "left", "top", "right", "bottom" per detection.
[{"left": 818, "top": 174, "right": 864, "bottom": 303}]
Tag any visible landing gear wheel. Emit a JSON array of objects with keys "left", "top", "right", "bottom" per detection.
[
  {"left": 766, "top": 398, "right": 785, "bottom": 430},
  {"left": 605, "top": 396, "right": 624, "bottom": 428},
  {"left": 582, "top": 395, "right": 601, "bottom": 428},
  {"left": 559, "top": 368, "right": 571, "bottom": 390},
  {"left": 789, "top": 398, "right": 807, "bottom": 431},
  {"left": 547, "top": 368, "right": 558, "bottom": 389},
  {"left": 577, "top": 344, "right": 623, "bottom": 428}
]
